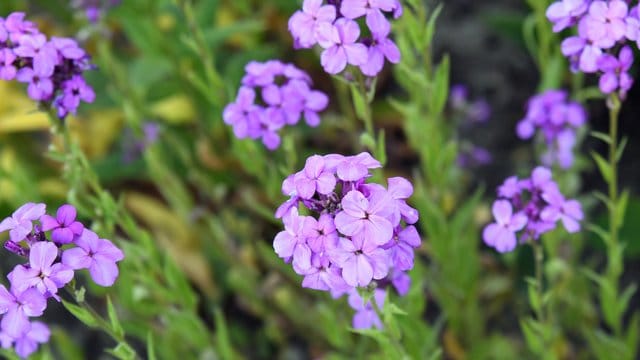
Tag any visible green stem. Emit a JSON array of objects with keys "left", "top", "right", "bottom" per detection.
[
  {"left": 64, "top": 286, "right": 142, "bottom": 360},
  {"left": 369, "top": 292, "right": 408, "bottom": 359},
  {"left": 355, "top": 74, "right": 375, "bottom": 139},
  {"left": 533, "top": 240, "right": 546, "bottom": 325},
  {"left": 606, "top": 93, "right": 622, "bottom": 335},
  {"left": 178, "top": 0, "right": 225, "bottom": 102}
]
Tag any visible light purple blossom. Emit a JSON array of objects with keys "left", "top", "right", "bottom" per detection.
[
  {"left": 0, "top": 286, "right": 46, "bottom": 338},
  {"left": 8, "top": 242, "right": 74, "bottom": 297},
  {"left": 597, "top": 45, "right": 633, "bottom": 96},
  {"left": 0, "top": 203, "right": 46, "bottom": 243},
  {"left": 274, "top": 153, "right": 418, "bottom": 319},
  {"left": 61, "top": 229, "right": 124, "bottom": 287},
  {"left": 483, "top": 167, "right": 583, "bottom": 252},
  {"left": 329, "top": 235, "right": 389, "bottom": 287},
  {"left": 288, "top": 0, "right": 336, "bottom": 48},
  {"left": 0, "top": 321, "right": 50, "bottom": 359},
  {"left": 334, "top": 190, "right": 394, "bottom": 247},
  {"left": 317, "top": 19, "right": 368, "bottom": 74},
  {"left": 546, "top": 0, "right": 590, "bottom": 32},
  {"left": 482, "top": 200, "right": 527, "bottom": 253},
  {"left": 582, "top": 1, "right": 627, "bottom": 49},
  {"left": 348, "top": 288, "right": 386, "bottom": 329},
  {"left": 223, "top": 61, "right": 328, "bottom": 150}
]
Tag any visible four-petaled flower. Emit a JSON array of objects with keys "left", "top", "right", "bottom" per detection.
[
  {"left": 40, "top": 204, "right": 84, "bottom": 245},
  {"left": 483, "top": 200, "right": 528, "bottom": 253},
  {"left": 62, "top": 229, "right": 125, "bottom": 287}
]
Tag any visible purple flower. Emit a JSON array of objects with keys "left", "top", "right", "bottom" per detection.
[
  {"left": 288, "top": 0, "right": 336, "bottom": 48},
  {"left": 61, "top": 229, "right": 124, "bottom": 287},
  {"left": 582, "top": 1, "right": 627, "bottom": 49},
  {"left": 0, "top": 286, "right": 46, "bottom": 338},
  {"left": 390, "top": 269, "right": 410, "bottom": 296},
  {"left": 546, "top": 0, "right": 590, "bottom": 32},
  {"left": 334, "top": 190, "right": 394, "bottom": 247},
  {"left": 0, "top": 203, "right": 46, "bottom": 243},
  {"left": 15, "top": 67, "right": 54, "bottom": 101},
  {"left": 483, "top": 200, "right": 527, "bottom": 253},
  {"left": 359, "top": 22, "right": 400, "bottom": 76},
  {"left": 8, "top": 242, "right": 74, "bottom": 297},
  {"left": 301, "top": 254, "right": 349, "bottom": 291},
  {"left": 329, "top": 235, "right": 389, "bottom": 287},
  {"left": 597, "top": 45, "right": 633, "bottom": 96},
  {"left": 223, "top": 87, "right": 261, "bottom": 139},
  {"left": 336, "top": 152, "right": 381, "bottom": 181},
  {"left": 348, "top": 288, "right": 386, "bottom": 329},
  {"left": 273, "top": 208, "right": 312, "bottom": 273},
  {"left": 0, "top": 49, "right": 17, "bottom": 81},
  {"left": 316, "top": 19, "right": 368, "bottom": 74},
  {"left": 39, "top": 204, "right": 84, "bottom": 245},
  {"left": 13, "top": 34, "right": 57, "bottom": 77},
  {"left": 58, "top": 75, "right": 96, "bottom": 117},
  {"left": 223, "top": 61, "right": 329, "bottom": 150},
  {"left": 304, "top": 213, "right": 339, "bottom": 253},
  {"left": 541, "top": 185, "right": 584, "bottom": 233},
  {"left": 341, "top": 0, "right": 397, "bottom": 34},
  {"left": 294, "top": 155, "right": 337, "bottom": 199},
  {"left": 382, "top": 225, "right": 420, "bottom": 271},
  {"left": 0, "top": 321, "right": 50, "bottom": 359}
]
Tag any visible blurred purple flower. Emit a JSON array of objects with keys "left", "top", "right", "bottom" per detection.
[
  {"left": 348, "top": 288, "right": 386, "bottom": 329},
  {"left": 288, "top": 0, "right": 336, "bottom": 48},
  {"left": 0, "top": 203, "right": 46, "bottom": 243},
  {"left": 0, "top": 286, "right": 46, "bottom": 338},
  {"left": 597, "top": 45, "right": 633, "bottom": 97}
]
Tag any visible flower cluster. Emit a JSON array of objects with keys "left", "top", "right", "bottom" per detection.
[
  {"left": 71, "top": 0, "right": 121, "bottom": 23},
  {"left": 0, "top": 203, "right": 124, "bottom": 358},
  {"left": 223, "top": 60, "right": 329, "bottom": 150},
  {"left": 483, "top": 167, "right": 583, "bottom": 253},
  {"left": 0, "top": 12, "right": 95, "bottom": 118},
  {"left": 516, "top": 90, "right": 586, "bottom": 169},
  {"left": 273, "top": 152, "right": 420, "bottom": 326},
  {"left": 448, "top": 84, "right": 493, "bottom": 168},
  {"left": 547, "top": 0, "right": 636, "bottom": 97},
  {"left": 288, "top": 0, "right": 402, "bottom": 75}
]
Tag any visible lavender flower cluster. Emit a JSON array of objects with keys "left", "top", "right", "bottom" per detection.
[
  {"left": 516, "top": 89, "right": 587, "bottom": 169},
  {"left": 0, "top": 12, "right": 95, "bottom": 118},
  {"left": 449, "top": 84, "right": 493, "bottom": 168},
  {"left": 547, "top": 0, "right": 637, "bottom": 97},
  {"left": 274, "top": 152, "right": 420, "bottom": 328},
  {"left": 288, "top": 0, "right": 402, "bottom": 75},
  {"left": 71, "top": 0, "right": 121, "bottom": 23},
  {"left": 0, "top": 203, "right": 124, "bottom": 358},
  {"left": 483, "top": 167, "right": 583, "bottom": 253},
  {"left": 223, "top": 60, "right": 329, "bottom": 150}
]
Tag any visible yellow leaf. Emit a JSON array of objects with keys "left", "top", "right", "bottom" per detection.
[
  {"left": 150, "top": 95, "right": 195, "bottom": 124},
  {"left": 124, "top": 192, "right": 217, "bottom": 297}
]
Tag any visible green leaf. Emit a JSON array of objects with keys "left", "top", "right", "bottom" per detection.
[
  {"left": 591, "top": 131, "right": 613, "bottom": 144},
  {"left": 376, "top": 130, "right": 387, "bottom": 165},
  {"left": 625, "top": 312, "right": 640, "bottom": 358},
  {"left": 359, "top": 132, "right": 376, "bottom": 151},
  {"left": 429, "top": 55, "right": 449, "bottom": 116},
  {"left": 214, "top": 307, "right": 237, "bottom": 360},
  {"left": 107, "top": 343, "right": 136, "bottom": 360},
  {"left": 350, "top": 83, "right": 368, "bottom": 121},
  {"left": 146, "top": 332, "right": 157, "bottom": 360},
  {"left": 520, "top": 317, "right": 544, "bottom": 354},
  {"left": 61, "top": 300, "right": 98, "bottom": 328},
  {"left": 525, "top": 277, "right": 541, "bottom": 314},
  {"left": 617, "top": 136, "right": 628, "bottom": 161},
  {"left": 587, "top": 223, "right": 611, "bottom": 244},
  {"left": 591, "top": 151, "right": 613, "bottom": 184},
  {"left": 106, "top": 296, "right": 124, "bottom": 338},
  {"left": 616, "top": 190, "right": 630, "bottom": 229}
]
